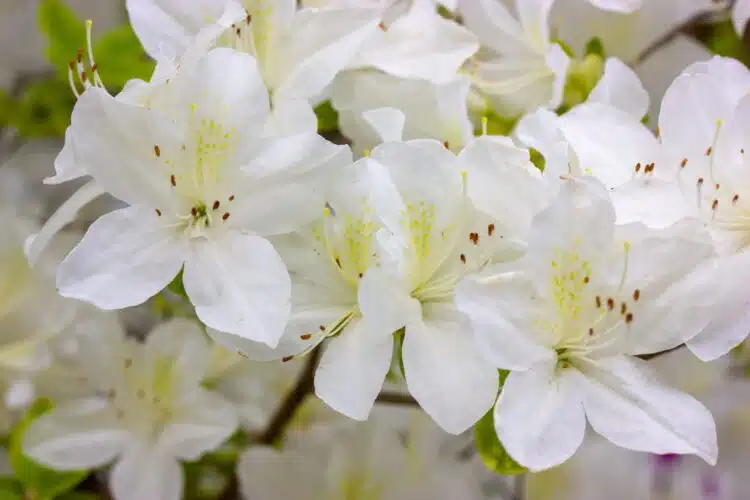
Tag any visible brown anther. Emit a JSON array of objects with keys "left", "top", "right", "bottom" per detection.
[
  {"left": 77, "top": 48, "right": 83, "bottom": 63},
  {"left": 335, "top": 257, "right": 342, "bottom": 268},
  {"left": 358, "top": 272, "right": 363, "bottom": 278},
  {"left": 300, "top": 334, "right": 312, "bottom": 340},
  {"left": 170, "top": 174, "right": 176, "bottom": 186},
  {"left": 460, "top": 253, "right": 466, "bottom": 264},
  {"left": 706, "top": 146, "right": 713, "bottom": 156},
  {"left": 212, "top": 200, "right": 220, "bottom": 210},
  {"left": 319, "top": 325, "right": 326, "bottom": 331},
  {"left": 733, "top": 194, "right": 740, "bottom": 204},
  {"left": 625, "top": 312, "right": 634, "bottom": 324},
  {"left": 715, "top": 183, "right": 721, "bottom": 190},
  {"left": 606, "top": 297, "right": 615, "bottom": 311},
  {"left": 633, "top": 289, "right": 640, "bottom": 301},
  {"left": 583, "top": 276, "right": 590, "bottom": 284},
  {"left": 235, "top": 27, "right": 241, "bottom": 36},
  {"left": 222, "top": 212, "right": 231, "bottom": 221},
  {"left": 712, "top": 199, "right": 719, "bottom": 210},
  {"left": 154, "top": 145, "right": 161, "bottom": 157},
  {"left": 228, "top": 195, "right": 235, "bottom": 201},
  {"left": 191, "top": 207, "right": 198, "bottom": 217},
  {"left": 378, "top": 21, "right": 387, "bottom": 31},
  {"left": 680, "top": 158, "right": 688, "bottom": 168},
  {"left": 620, "top": 302, "right": 627, "bottom": 315},
  {"left": 488, "top": 223, "right": 495, "bottom": 236},
  {"left": 282, "top": 356, "right": 293, "bottom": 363},
  {"left": 697, "top": 177, "right": 704, "bottom": 186},
  {"left": 155, "top": 208, "right": 162, "bottom": 217},
  {"left": 742, "top": 149, "right": 745, "bottom": 155},
  {"left": 469, "top": 232, "right": 479, "bottom": 245},
  {"left": 655, "top": 126, "right": 661, "bottom": 138},
  {"left": 595, "top": 296, "right": 602, "bottom": 308},
  {"left": 80, "top": 71, "right": 87, "bottom": 82},
  {"left": 91, "top": 63, "right": 98, "bottom": 73},
  {"left": 635, "top": 162, "right": 641, "bottom": 173},
  {"left": 588, "top": 328, "right": 594, "bottom": 336},
  {"left": 246, "top": 13, "right": 252, "bottom": 24}
]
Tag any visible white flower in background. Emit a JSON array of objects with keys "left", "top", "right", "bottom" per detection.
[
  {"left": 347, "top": 131, "right": 547, "bottom": 434},
  {"left": 551, "top": 0, "right": 719, "bottom": 122},
  {"left": 459, "top": 0, "right": 570, "bottom": 120},
  {"left": 657, "top": 57, "right": 750, "bottom": 361},
  {"left": 54, "top": 48, "right": 350, "bottom": 346},
  {"left": 24, "top": 318, "right": 238, "bottom": 500},
  {"left": 128, "top": 0, "right": 380, "bottom": 108},
  {"left": 238, "top": 409, "right": 487, "bottom": 500},
  {"left": 515, "top": 59, "right": 694, "bottom": 228},
  {"left": 456, "top": 179, "right": 718, "bottom": 470},
  {"left": 331, "top": 74, "right": 474, "bottom": 155}
]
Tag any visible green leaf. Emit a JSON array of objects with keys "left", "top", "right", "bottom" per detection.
[
  {"left": 474, "top": 408, "right": 527, "bottom": 476},
  {"left": 167, "top": 269, "right": 188, "bottom": 299},
  {"left": 38, "top": 0, "right": 86, "bottom": 76},
  {"left": 314, "top": 101, "right": 339, "bottom": 133},
  {"left": 9, "top": 399, "right": 88, "bottom": 500},
  {"left": 93, "top": 25, "right": 156, "bottom": 88},
  {"left": 529, "top": 147, "right": 546, "bottom": 172},
  {"left": 0, "top": 477, "right": 23, "bottom": 500},
  {"left": 10, "top": 79, "right": 75, "bottom": 138}
]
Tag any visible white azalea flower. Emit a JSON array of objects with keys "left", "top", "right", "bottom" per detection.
[
  {"left": 733, "top": 0, "right": 750, "bottom": 35},
  {"left": 455, "top": 179, "right": 718, "bottom": 471},
  {"left": 54, "top": 48, "right": 350, "bottom": 346},
  {"left": 459, "top": 0, "right": 570, "bottom": 119},
  {"left": 238, "top": 409, "right": 487, "bottom": 500},
  {"left": 657, "top": 57, "right": 750, "bottom": 361},
  {"left": 349, "top": 134, "right": 547, "bottom": 433},
  {"left": 23, "top": 318, "right": 238, "bottom": 500}
]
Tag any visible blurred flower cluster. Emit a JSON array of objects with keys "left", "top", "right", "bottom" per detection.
[{"left": 2, "top": 0, "right": 750, "bottom": 499}]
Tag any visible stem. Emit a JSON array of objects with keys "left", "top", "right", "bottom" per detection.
[{"left": 375, "top": 391, "right": 419, "bottom": 406}]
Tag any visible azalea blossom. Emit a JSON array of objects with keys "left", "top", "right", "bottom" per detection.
[
  {"left": 455, "top": 179, "right": 718, "bottom": 470},
  {"left": 459, "top": 0, "right": 570, "bottom": 120},
  {"left": 54, "top": 48, "right": 350, "bottom": 346},
  {"left": 733, "top": 0, "right": 750, "bottom": 35},
  {"left": 23, "top": 318, "right": 238, "bottom": 500},
  {"left": 657, "top": 57, "right": 750, "bottom": 361}
]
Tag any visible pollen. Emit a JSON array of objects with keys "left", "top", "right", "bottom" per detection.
[
  {"left": 319, "top": 325, "right": 326, "bottom": 331},
  {"left": 633, "top": 289, "right": 640, "bottom": 301},
  {"left": 228, "top": 195, "right": 235, "bottom": 201},
  {"left": 460, "top": 253, "right": 466, "bottom": 263},
  {"left": 155, "top": 208, "right": 162, "bottom": 217},
  {"left": 222, "top": 212, "right": 231, "bottom": 221},
  {"left": 706, "top": 146, "right": 713, "bottom": 156},
  {"left": 625, "top": 312, "right": 634, "bottom": 324},
  {"left": 583, "top": 276, "right": 589, "bottom": 284},
  {"left": 300, "top": 334, "right": 312, "bottom": 340},
  {"left": 680, "top": 158, "right": 688, "bottom": 168},
  {"left": 469, "top": 232, "right": 479, "bottom": 244},
  {"left": 712, "top": 199, "right": 719, "bottom": 211},
  {"left": 170, "top": 174, "right": 176, "bottom": 187},
  {"left": 212, "top": 200, "right": 220, "bottom": 210},
  {"left": 606, "top": 297, "right": 615, "bottom": 311},
  {"left": 635, "top": 162, "right": 641, "bottom": 173},
  {"left": 733, "top": 194, "right": 740, "bottom": 204},
  {"left": 487, "top": 224, "right": 495, "bottom": 236},
  {"left": 154, "top": 145, "right": 161, "bottom": 157}
]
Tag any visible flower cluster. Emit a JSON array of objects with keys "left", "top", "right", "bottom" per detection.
[{"left": 8, "top": 0, "right": 750, "bottom": 498}]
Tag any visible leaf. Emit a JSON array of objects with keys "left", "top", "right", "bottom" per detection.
[
  {"left": 38, "top": 0, "right": 86, "bottom": 76},
  {"left": 10, "top": 80, "right": 75, "bottom": 138},
  {"left": 474, "top": 370, "right": 527, "bottom": 476},
  {"left": 94, "top": 25, "right": 156, "bottom": 89},
  {"left": 0, "top": 477, "right": 23, "bottom": 500},
  {"left": 9, "top": 399, "right": 88, "bottom": 500},
  {"left": 167, "top": 269, "right": 188, "bottom": 299},
  {"left": 314, "top": 101, "right": 339, "bottom": 133}
]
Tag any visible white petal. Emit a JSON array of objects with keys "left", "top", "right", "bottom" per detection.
[
  {"left": 587, "top": 0, "right": 641, "bottom": 13},
  {"left": 587, "top": 58, "right": 649, "bottom": 119},
  {"left": 361, "top": 108, "right": 406, "bottom": 144},
  {"left": 734, "top": 0, "right": 750, "bottom": 35},
  {"left": 358, "top": 267, "right": 421, "bottom": 337},
  {"left": 45, "top": 127, "right": 86, "bottom": 184},
  {"left": 229, "top": 182, "right": 323, "bottom": 236},
  {"left": 516, "top": 0, "right": 555, "bottom": 46},
  {"left": 351, "top": 5, "right": 478, "bottom": 83},
  {"left": 458, "top": 135, "right": 548, "bottom": 235},
  {"left": 25, "top": 180, "right": 105, "bottom": 266},
  {"left": 455, "top": 272, "right": 555, "bottom": 370},
  {"left": 158, "top": 391, "right": 238, "bottom": 460},
  {"left": 110, "top": 444, "right": 183, "bottom": 500},
  {"left": 688, "top": 251, "right": 750, "bottom": 361},
  {"left": 183, "top": 232, "right": 290, "bottom": 346},
  {"left": 458, "top": 0, "right": 528, "bottom": 55},
  {"left": 403, "top": 305, "right": 498, "bottom": 434},
  {"left": 272, "top": 7, "right": 379, "bottom": 102},
  {"left": 559, "top": 102, "right": 662, "bottom": 189},
  {"left": 56, "top": 206, "right": 187, "bottom": 310},
  {"left": 71, "top": 88, "right": 183, "bottom": 209},
  {"left": 24, "top": 400, "right": 127, "bottom": 470},
  {"left": 494, "top": 362, "right": 586, "bottom": 471},
  {"left": 610, "top": 177, "right": 696, "bottom": 228},
  {"left": 579, "top": 356, "right": 717, "bottom": 464},
  {"left": 146, "top": 318, "right": 212, "bottom": 386},
  {"left": 126, "top": 0, "right": 240, "bottom": 59},
  {"left": 314, "top": 318, "right": 393, "bottom": 420}
]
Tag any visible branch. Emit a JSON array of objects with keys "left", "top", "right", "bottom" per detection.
[
  {"left": 375, "top": 391, "right": 419, "bottom": 406},
  {"left": 256, "top": 347, "right": 322, "bottom": 445},
  {"left": 636, "top": 344, "right": 684, "bottom": 361}
]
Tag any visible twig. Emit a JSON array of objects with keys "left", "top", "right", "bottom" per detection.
[
  {"left": 375, "top": 391, "right": 419, "bottom": 406},
  {"left": 256, "top": 347, "right": 322, "bottom": 445},
  {"left": 636, "top": 344, "right": 684, "bottom": 361}
]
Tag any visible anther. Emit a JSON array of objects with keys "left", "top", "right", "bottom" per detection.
[
  {"left": 282, "top": 356, "right": 293, "bottom": 363},
  {"left": 606, "top": 297, "right": 615, "bottom": 311},
  {"left": 154, "top": 145, "right": 161, "bottom": 157},
  {"left": 706, "top": 146, "right": 713, "bottom": 156},
  {"left": 733, "top": 194, "right": 740, "bottom": 204},
  {"left": 170, "top": 174, "right": 176, "bottom": 186},
  {"left": 633, "top": 289, "right": 640, "bottom": 301},
  {"left": 460, "top": 254, "right": 466, "bottom": 264},
  {"left": 625, "top": 312, "right": 634, "bottom": 324},
  {"left": 680, "top": 158, "right": 688, "bottom": 168},
  {"left": 222, "top": 212, "right": 230, "bottom": 221},
  {"left": 155, "top": 208, "right": 162, "bottom": 217},
  {"left": 588, "top": 328, "right": 594, "bottom": 336},
  {"left": 583, "top": 276, "right": 590, "bottom": 284},
  {"left": 635, "top": 162, "right": 641, "bottom": 173},
  {"left": 191, "top": 207, "right": 198, "bottom": 217},
  {"left": 595, "top": 296, "right": 602, "bottom": 308},
  {"left": 620, "top": 302, "right": 627, "bottom": 315},
  {"left": 212, "top": 200, "right": 220, "bottom": 210},
  {"left": 469, "top": 232, "right": 479, "bottom": 244},
  {"left": 319, "top": 325, "right": 326, "bottom": 331},
  {"left": 300, "top": 334, "right": 312, "bottom": 340},
  {"left": 228, "top": 195, "right": 235, "bottom": 201},
  {"left": 378, "top": 21, "right": 387, "bottom": 30},
  {"left": 712, "top": 199, "right": 719, "bottom": 211},
  {"left": 488, "top": 224, "right": 495, "bottom": 236}
]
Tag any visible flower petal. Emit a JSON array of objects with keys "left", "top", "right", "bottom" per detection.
[
  {"left": 403, "top": 305, "right": 498, "bottom": 434},
  {"left": 183, "top": 232, "right": 290, "bottom": 346},
  {"left": 358, "top": 267, "right": 421, "bottom": 337},
  {"left": 110, "top": 443, "right": 183, "bottom": 500},
  {"left": 314, "top": 318, "right": 393, "bottom": 420},
  {"left": 494, "top": 361, "right": 586, "bottom": 471},
  {"left": 56, "top": 206, "right": 187, "bottom": 310},
  {"left": 24, "top": 400, "right": 127, "bottom": 470},
  {"left": 587, "top": 58, "right": 649, "bottom": 119},
  {"left": 579, "top": 356, "right": 717, "bottom": 464}
]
